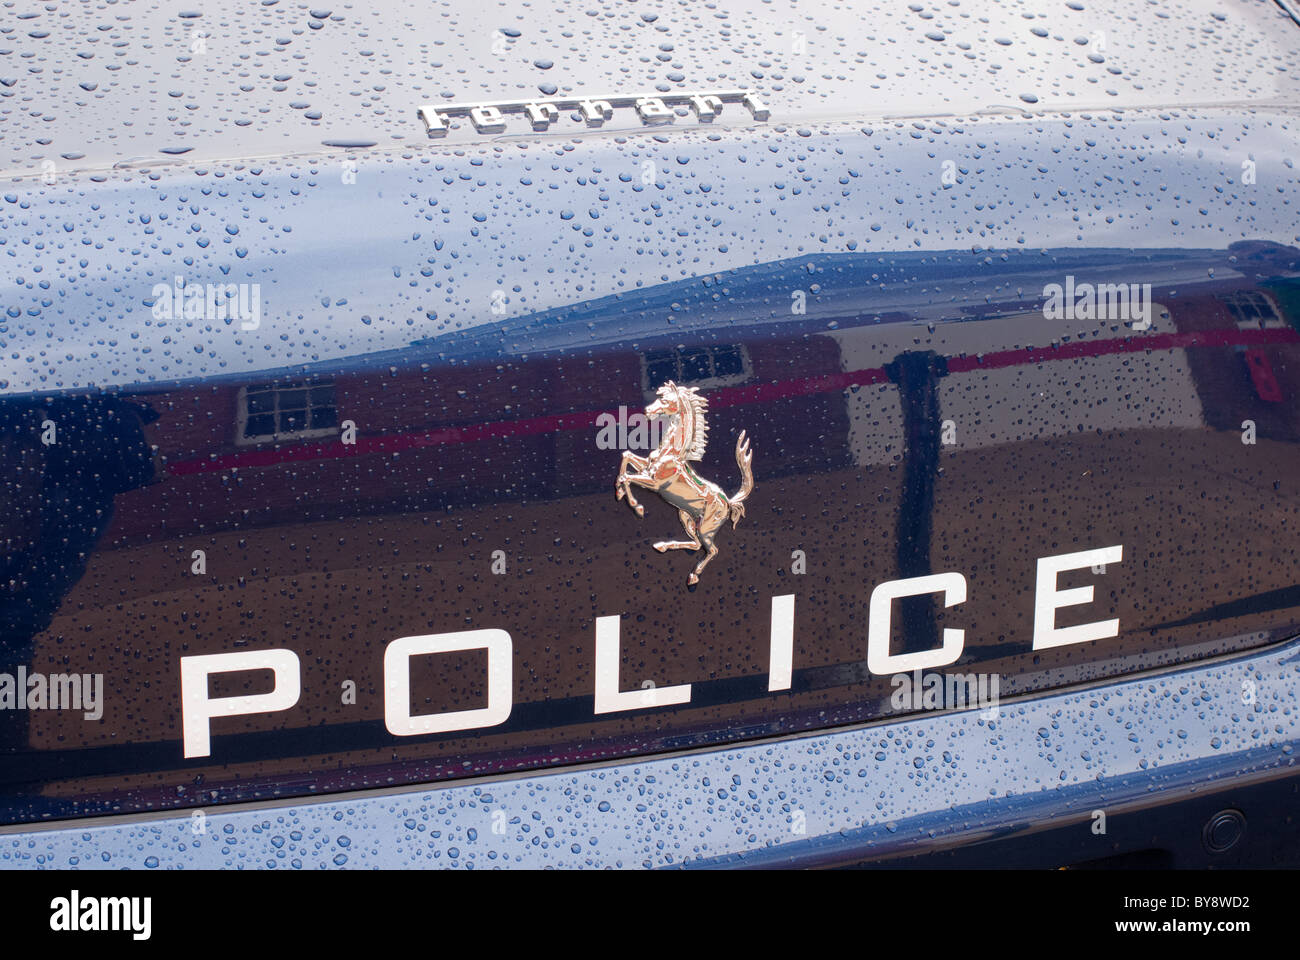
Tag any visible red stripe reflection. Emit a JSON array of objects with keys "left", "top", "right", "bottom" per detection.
[{"left": 168, "top": 325, "right": 1298, "bottom": 477}]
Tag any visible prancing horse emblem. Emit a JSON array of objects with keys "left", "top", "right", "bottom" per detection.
[{"left": 615, "top": 381, "right": 754, "bottom": 584}]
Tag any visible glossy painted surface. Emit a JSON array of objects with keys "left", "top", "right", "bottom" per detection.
[
  {"left": 2, "top": 107, "right": 1299, "bottom": 825},
  {"left": 1, "top": 0, "right": 1299, "bottom": 832},
  {"left": 4, "top": 0, "right": 1299, "bottom": 172},
  {"left": 1, "top": 633, "right": 1296, "bottom": 869}
]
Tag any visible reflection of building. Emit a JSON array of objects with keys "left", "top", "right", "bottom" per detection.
[
  {"left": 90, "top": 248, "right": 1299, "bottom": 546},
  {"left": 1181, "top": 282, "right": 1300, "bottom": 440},
  {"left": 104, "top": 326, "right": 845, "bottom": 543},
  {"left": 642, "top": 343, "right": 750, "bottom": 395},
  {"left": 236, "top": 380, "right": 340, "bottom": 445},
  {"left": 834, "top": 276, "right": 1300, "bottom": 465}
]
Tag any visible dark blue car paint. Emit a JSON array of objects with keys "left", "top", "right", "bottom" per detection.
[
  {"left": 1, "top": 633, "right": 1296, "bottom": 868},
  {"left": 1, "top": 0, "right": 1299, "bottom": 863}
]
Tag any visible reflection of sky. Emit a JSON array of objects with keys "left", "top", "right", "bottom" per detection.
[
  {"left": 2, "top": 110, "right": 1298, "bottom": 395},
  {"left": 2, "top": 0, "right": 1298, "bottom": 170}
]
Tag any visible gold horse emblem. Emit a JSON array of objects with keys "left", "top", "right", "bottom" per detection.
[{"left": 615, "top": 381, "right": 754, "bottom": 584}]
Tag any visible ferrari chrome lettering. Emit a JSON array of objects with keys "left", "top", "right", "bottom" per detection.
[{"left": 417, "top": 89, "right": 770, "bottom": 137}]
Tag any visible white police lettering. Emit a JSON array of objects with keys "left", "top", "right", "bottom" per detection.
[
  {"left": 384, "top": 630, "right": 513, "bottom": 735},
  {"left": 593, "top": 615, "right": 692, "bottom": 713},
  {"left": 178, "top": 546, "right": 1123, "bottom": 754},
  {"left": 180, "top": 649, "right": 301, "bottom": 758},
  {"left": 1033, "top": 545, "right": 1124, "bottom": 650},
  {"left": 867, "top": 572, "right": 967, "bottom": 675}
]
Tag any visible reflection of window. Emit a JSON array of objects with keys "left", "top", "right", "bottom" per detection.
[
  {"left": 642, "top": 344, "right": 749, "bottom": 393},
  {"left": 237, "top": 380, "right": 338, "bottom": 444},
  {"left": 1222, "top": 291, "right": 1284, "bottom": 329}
]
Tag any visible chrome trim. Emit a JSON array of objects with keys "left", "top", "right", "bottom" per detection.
[{"left": 416, "top": 89, "right": 769, "bottom": 136}]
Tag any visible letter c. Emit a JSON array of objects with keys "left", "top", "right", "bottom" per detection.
[{"left": 867, "top": 573, "right": 967, "bottom": 675}]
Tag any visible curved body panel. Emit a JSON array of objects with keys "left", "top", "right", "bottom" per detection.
[{"left": 0, "top": 0, "right": 1297, "bottom": 861}]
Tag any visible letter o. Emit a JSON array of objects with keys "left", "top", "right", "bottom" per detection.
[{"left": 383, "top": 630, "right": 513, "bottom": 736}]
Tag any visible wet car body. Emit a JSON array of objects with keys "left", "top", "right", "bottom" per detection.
[{"left": 0, "top": 0, "right": 1298, "bottom": 867}]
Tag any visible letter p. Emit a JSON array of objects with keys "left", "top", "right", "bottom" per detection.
[{"left": 180, "top": 650, "right": 301, "bottom": 758}]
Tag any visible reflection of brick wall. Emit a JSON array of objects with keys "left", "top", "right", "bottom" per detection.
[
  {"left": 1173, "top": 282, "right": 1300, "bottom": 442},
  {"left": 138, "top": 384, "right": 244, "bottom": 461},
  {"left": 737, "top": 336, "right": 852, "bottom": 476},
  {"left": 102, "top": 335, "right": 846, "bottom": 545}
]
